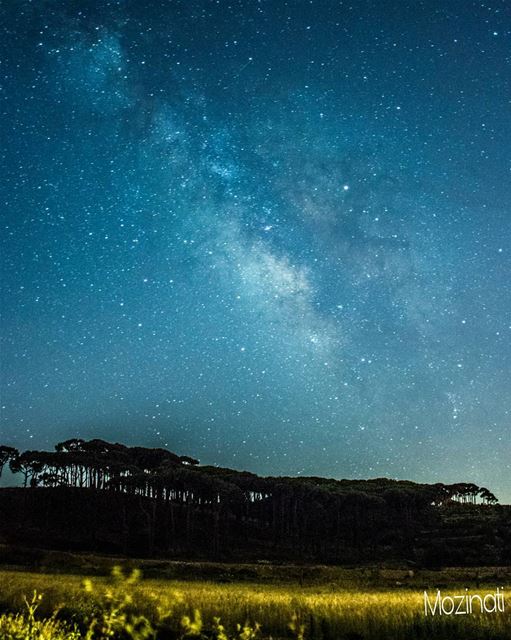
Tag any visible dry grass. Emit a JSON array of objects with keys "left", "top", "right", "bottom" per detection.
[{"left": 0, "top": 568, "right": 509, "bottom": 639}]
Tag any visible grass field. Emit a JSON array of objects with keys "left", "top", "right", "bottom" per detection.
[{"left": 0, "top": 564, "right": 509, "bottom": 639}]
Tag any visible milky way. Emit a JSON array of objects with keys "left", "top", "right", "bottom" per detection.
[{"left": 1, "top": 1, "right": 510, "bottom": 501}]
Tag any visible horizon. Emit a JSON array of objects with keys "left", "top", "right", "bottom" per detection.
[{"left": 1, "top": 436, "right": 509, "bottom": 506}]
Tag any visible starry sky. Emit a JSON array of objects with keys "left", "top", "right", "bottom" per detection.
[{"left": 1, "top": 0, "right": 510, "bottom": 502}]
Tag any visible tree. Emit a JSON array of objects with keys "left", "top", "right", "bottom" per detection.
[
  {"left": 479, "top": 487, "right": 498, "bottom": 505},
  {"left": 9, "top": 451, "right": 43, "bottom": 487},
  {"left": 0, "top": 445, "right": 19, "bottom": 479},
  {"left": 55, "top": 438, "right": 86, "bottom": 453}
]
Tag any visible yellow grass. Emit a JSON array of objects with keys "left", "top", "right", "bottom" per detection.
[{"left": 0, "top": 568, "right": 509, "bottom": 639}]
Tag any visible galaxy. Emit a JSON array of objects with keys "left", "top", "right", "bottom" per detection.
[{"left": 1, "top": 1, "right": 510, "bottom": 501}]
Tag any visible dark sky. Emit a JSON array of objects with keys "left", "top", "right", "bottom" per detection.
[{"left": 1, "top": 1, "right": 510, "bottom": 501}]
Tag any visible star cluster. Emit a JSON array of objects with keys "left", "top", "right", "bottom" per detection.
[{"left": 1, "top": 1, "right": 510, "bottom": 501}]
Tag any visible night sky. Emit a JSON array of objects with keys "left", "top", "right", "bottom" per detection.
[{"left": 1, "top": 1, "right": 510, "bottom": 502}]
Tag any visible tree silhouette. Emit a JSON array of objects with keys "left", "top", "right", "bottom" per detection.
[
  {"left": 0, "top": 437, "right": 505, "bottom": 564},
  {"left": 0, "top": 445, "right": 19, "bottom": 480}
]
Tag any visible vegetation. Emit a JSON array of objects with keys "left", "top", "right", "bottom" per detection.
[
  {"left": 1, "top": 439, "right": 498, "bottom": 505},
  {"left": 0, "top": 566, "right": 509, "bottom": 640},
  {"left": 1, "top": 439, "right": 508, "bottom": 566}
]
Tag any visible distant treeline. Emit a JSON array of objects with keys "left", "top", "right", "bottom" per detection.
[{"left": 0, "top": 440, "right": 509, "bottom": 566}]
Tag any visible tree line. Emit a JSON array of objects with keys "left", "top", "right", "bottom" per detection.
[
  {"left": 0, "top": 439, "right": 505, "bottom": 565},
  {"left": 0, "top": 439, "right": 499, "bottom": 504}
]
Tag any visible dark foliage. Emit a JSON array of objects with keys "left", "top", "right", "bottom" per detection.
[{"left": 0, "top": 439, "right": 508, "bottom": 566}]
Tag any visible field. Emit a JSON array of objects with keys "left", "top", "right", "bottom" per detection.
[{"left": 0, "top": 561, "right": 510, "bottom": 640}]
